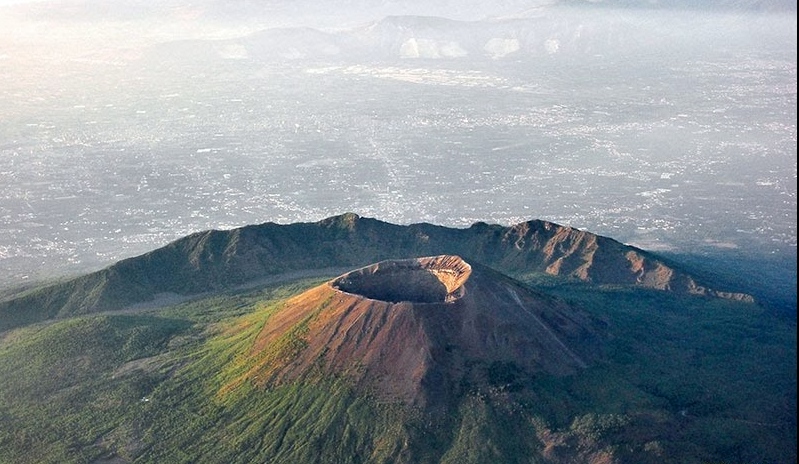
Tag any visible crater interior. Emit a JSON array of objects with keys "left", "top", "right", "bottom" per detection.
[{"left": 331, "top": 255, "right": 472, "bottom": 303}]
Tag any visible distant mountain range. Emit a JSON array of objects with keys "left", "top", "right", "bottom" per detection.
[
  {"left": 137, "top": 11, "right": 650, "bottom": 64},
  {"left": 130, "top": 7, "right": 795, "bottom": 68},
  {"left": 0, "top": 213, "right": 752, "bottom": 332}
]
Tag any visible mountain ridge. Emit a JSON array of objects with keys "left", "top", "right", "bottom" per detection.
[{"left": 0, "top": 213, "right": 753, "bottom": 332}]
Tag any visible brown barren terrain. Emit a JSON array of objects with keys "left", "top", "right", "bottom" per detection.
[{"left": 246, "top": 255, "right": 604, "bottom": 406}]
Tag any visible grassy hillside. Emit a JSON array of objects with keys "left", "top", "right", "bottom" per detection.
[
  {"left": 0, "top": 273, "right": 795, "bottom": 463},
  {"left": 534, "top": 282, "right": 797, "bottom": 463}
]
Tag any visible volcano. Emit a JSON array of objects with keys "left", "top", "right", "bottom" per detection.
[
  {"left": 1, "top": 253, "right": 793, "bottom": 464},
  {"left": 245, "top": 255, "right": 603, "bottom": 406}
]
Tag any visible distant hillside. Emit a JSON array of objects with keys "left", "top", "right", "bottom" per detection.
[
  {"left": 131, "top": 8, "right": 796, "bottom": 65},
  {"left": 0, "top": 213, "right": 752, "bottom": 332},
  {"left": 226, "top": 12, "right": 650, "bottom": 62}
]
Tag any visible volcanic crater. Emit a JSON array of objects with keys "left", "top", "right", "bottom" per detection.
[
  {"left": 331, "top": 255, "right": 472, "bottom": 304},
  {"left": 248, "top": 254, "right": 604, "bottom": 405}
]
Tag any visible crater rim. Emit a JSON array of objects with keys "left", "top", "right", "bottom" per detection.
[{"left": 331, "top": 255, "right": 472, "bottom": 304}]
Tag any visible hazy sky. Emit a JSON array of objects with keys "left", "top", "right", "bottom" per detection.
[
  {"left": 1, "top": 0, "right": 796, "bottom": 10},
  {"left": 0, "top": 0, "right": 43, "bottom": 4}
]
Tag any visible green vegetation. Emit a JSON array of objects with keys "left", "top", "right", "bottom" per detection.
[
  {"left": 0, "top": 314, "right": 192, "bottom": 464},
  {"left": 0, "top": 273, "right": 795, "bottom": 463},
  {"left": 660, "top": 249, "right": 798, "bottom": 316},
  {"left": 519, "top": 279, "right": 797, "bottom": 463}
]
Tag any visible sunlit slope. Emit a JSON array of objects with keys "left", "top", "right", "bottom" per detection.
[
  {"left": 0, "top": 213, "right": 752, "bottom": 332},
  {"left": 0, "top": 269, "right": 793, "bottom": 464}
]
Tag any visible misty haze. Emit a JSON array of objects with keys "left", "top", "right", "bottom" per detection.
[{"left": 0, "top": 1, "right": 795, "bottom": 287}]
